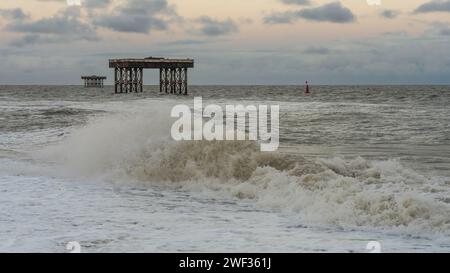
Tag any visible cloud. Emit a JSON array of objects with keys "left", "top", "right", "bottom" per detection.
[
  {"left": 8, "top": 12, "right": 92, "bottom": 35},
  {"left": 158, "top": 39, "right": 210, "bottom": 46},
  {"left": 425, "top": 21, "right": 450, "bottom": 36},
  {"left": 380, "top": 10, "right": 400, "bottom": 19},
  {"left": 441, "top": 28, "right": 450, "bottom": 35},
  {"left": 298, "top": 2, "right": 355, "bottom": 23},
  {"left": 193, "top": 16, "right": 238, "bottom": 36},
  {"left": 0, "top": 8, "right": 29, "bottom": 20},
  {"left": 9, "top": 34, "right": 46, "bottom": 47},
  {"left": 264, "top": 11, "right": 298, "bottom": 24},
  {"left": 6, "top": 7, "right": 98, "bottom": 47},
  {"left": 264, "top": 2, "right": 356, "bottom": 24},
  {"left": 303, "top": 46, "right": 330, "bottom": 54},
  {"left": 93, "top": 0, "right": 175, "bottom": 33},
  {"left": 95, "top": 15, "right": 168, "bottom": 33},
  {"left": 414, "top": 0, "right": 450, "bottom": 13},
  {"left": 85, "top": 0, "right": 111, "bottom": 8},
  {"left": 35, "top": 0, "right": 111, "bottom": 8}
]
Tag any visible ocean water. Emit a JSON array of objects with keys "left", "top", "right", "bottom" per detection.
[{"left": 0, "top": 85, "right": 449, "bottom": 253}]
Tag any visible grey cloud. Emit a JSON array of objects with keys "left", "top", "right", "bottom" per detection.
[
  {"left": 3, "top": 31, "right": 450, "bottom": 84},
  {"left": 382, "top": 31, "right": 408, "bottom": 38},
  {"left": 0, "top": 8, "right": 29, "bottom": 20},
  {"left": 264, "top": 11, "right": 297, "bottom": 24},
  {"left": 10, "top": 34, "right": 46, "bottom": 48},
  {"left": 157, "top": 39, "right": 211, "bottom": 47},
  {"left": 381, "top": 10, "right": 400, "bottom": 19},
  {"left": 95, "top": 16, "right": 167, "bottom": 33},
  {"left": 194, "top": 16, "right": 238, "bottom": 36},
  {"left": 265, "top": 2, "right": 355, "bottom": 24},
  {"left": 94, "top": 0, "right": 174, "bottom": 33},
  {"left": 303, "top": 46, "right": 330, "bottom": 54},
  {"left": 298, "top": 2, "right": 355, "bottom": 23},
  {"left": 7, "top": 16, "right": 94, "bottom": 36},
  {"left": 9, "top": 31, "right": 98, "bottom": 47},
  {"left": 6, "top": 7, "right": 98, "bottom": 47},
  {"left": 84, "top": 0, "right": 112, "bottom": 8},
  {"left": 414, "top": 0, "right": 450, "bottom": 13},
  {"left": 35, "top": 0, "right": 111, "bottom": 8},
  {"left": 118, "top": 0, "right": 170, "bottom": 14},
  {"left": 440, "top": 28, "right": 450, "bottom": 35},
  {"left": 426, "top": 22, "right": 450, "bottom": 36}
]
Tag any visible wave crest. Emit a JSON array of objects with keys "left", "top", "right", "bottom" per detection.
[{"left": 44, "top": 112, "right": 450, "bottom": 235}]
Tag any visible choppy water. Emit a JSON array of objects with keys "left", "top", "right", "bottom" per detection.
[{"left": 0, "top": 85, "right": 449, "bottom": 252}]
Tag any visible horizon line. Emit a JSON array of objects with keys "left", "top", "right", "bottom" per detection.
[{"left": 1, "top": 84, "right": 450, "bottom": 87}]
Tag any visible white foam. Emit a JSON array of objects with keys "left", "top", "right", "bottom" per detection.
[{"left": 37, "top": 109, "right": 450, "bottom": 236}]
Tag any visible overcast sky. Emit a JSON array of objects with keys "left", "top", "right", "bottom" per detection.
[{"left": 1, "top": 0, "right": 450, "bottom": 85}]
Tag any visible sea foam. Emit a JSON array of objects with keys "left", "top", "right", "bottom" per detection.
[{"left": 41, "top": 105, "right": 450, "bottom": 236}]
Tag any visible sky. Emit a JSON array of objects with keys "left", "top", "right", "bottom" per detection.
[{"left": 0, "top": 0, "right": 450, "bottom": 85}]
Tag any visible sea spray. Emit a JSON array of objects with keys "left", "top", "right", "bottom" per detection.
[{"left": 40, "top": 108, "right": 450, "bottom": 236}]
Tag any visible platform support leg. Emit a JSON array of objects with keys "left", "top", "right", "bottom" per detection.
[{"left": 184, "top": 68, "right": 188, "bottom": 95}]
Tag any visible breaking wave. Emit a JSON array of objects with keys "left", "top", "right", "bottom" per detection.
[{"left": 42, "top": 109, "right": 450, "bottom": 236}]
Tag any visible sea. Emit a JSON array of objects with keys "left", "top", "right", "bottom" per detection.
[{"left": 0, "top": 85, "right": 449, "bottom": 253}]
